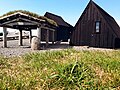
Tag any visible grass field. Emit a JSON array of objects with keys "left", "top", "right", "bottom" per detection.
[{"left": 0, "top": 49, "right": 120, "bottom": 90}]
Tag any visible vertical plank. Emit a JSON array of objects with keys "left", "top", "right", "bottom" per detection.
[
  {"left": 19, "top": 29, "right": 23, "bottom": 46},
  {"left": 37, "top": 27, "right": 41, "bottom": 44},
  {"left": 3, "top": 27, "right": 7, "bottom": 48},
  {"left": 52, "top": 31, "right": 55, "bottom": 45},
  {"left": 46, "top": 29, "right": 49, "bottom": 47},
  {"left": 29, "top": 29, "right": 32, "bottom": 44}
]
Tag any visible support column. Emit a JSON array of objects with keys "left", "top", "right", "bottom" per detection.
[
  {"left": 19, "top": 29, "right": 23, "bottom": 46},
  {"left": 37, "top": 27, "right": 41, "bottom": 46},
  {"left": 52, "top": 31, "right": 55, "bottom": 45},
  {"left": 29, "top": 29, "right": 32, "bottom": 44},
  {"left": 3, "top": 27, "right": 7, "bottom": 48},
  {"left": 46, "top": 29, "right": 49, "bottom": 47}
]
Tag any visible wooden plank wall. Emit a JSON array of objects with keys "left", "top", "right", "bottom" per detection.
[{"left": 71, "top": 1, "right": 117, "bottom": 48}]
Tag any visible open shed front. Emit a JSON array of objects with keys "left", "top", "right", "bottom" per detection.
[{"left": 0, "top": 10, "right": 57, "bottom": 49}]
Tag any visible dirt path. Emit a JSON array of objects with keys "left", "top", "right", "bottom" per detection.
[{"left": 0, "top": 39, "right": 115, "bottom": 57}]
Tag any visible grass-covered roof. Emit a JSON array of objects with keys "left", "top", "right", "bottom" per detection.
[{"left": 0, "top": 10, "right": 57, "bottom": 26}]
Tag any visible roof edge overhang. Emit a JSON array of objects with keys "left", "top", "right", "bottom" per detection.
[
  {"left": 92, "top": 1, "right": 120, "bottom": 38},
  {"left": 0, "top": 10, "right": 58, "bottom": 27}
]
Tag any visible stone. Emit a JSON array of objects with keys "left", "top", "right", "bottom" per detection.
[{"left": 31, "top": 37, "right": 40, "bottom": 50}]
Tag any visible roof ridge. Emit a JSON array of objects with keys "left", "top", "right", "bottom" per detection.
[
  {"left": 92, "top": 2, "right": 113, "bottom": 19},
  {"left": 45, "top": 12, "right": 71, "bottom": 27},
  {"left": 93, "top": 1, "right": 120, "bottom": 38},
  {"left": 0, "top": 10, "right": 57, "bottom": 26},
  {"left": 45, "top": 12, "right": 62, "bottom": 19},
  {"left": 74, "top": 0, "right": 92, "bottom": 27}
]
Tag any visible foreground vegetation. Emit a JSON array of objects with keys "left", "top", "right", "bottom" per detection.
[{"left": 0, "top": 49, "right": 120, "bottom": 90}]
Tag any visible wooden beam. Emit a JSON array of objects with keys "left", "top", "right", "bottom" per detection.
[
  {"left": 41, "top": 26, "right": 55, "bottom": 31},
  {"left": 29, "top": 29, "right": 32, "bottom": 44},
  {"left": 46, "top": 29, "right": 49, "bottom": 47},
  {"left": 19, "top": 29, "right": 23, "bottom": 46},
  {"left": 37, "top": 27, "right": 41, "bottom": 48},
  {"left": 19, "top": 18, "right": 41, "bottom": 25},
  {"left": 52, "top": 31, "right": 55, "bottom": 45},
  {"left": 2, "top": 19, "right": 18, "bottom": 25},
  {"left": 3, "top": 27, "right": 7, "bottom": 47},
  {"left": 1, "top": 16, "right": 42, "bottom": 26}
]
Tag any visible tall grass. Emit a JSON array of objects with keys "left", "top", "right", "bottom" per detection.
[{"left": 0, "top": 49, "right": 120, "bottom": 90}]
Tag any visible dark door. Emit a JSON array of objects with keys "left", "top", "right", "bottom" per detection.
[
  {"left": 90, "top": 34, "right": 96, "bottom": 47},
  {"left": 115, "top": 38, "right": 120, "bottom": 48}
]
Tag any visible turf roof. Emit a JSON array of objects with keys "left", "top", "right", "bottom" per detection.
[{"left": 0, "top": 10, "right": 57, "bottom": 26}]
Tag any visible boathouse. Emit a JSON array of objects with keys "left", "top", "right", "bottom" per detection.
[{"left": 70, "top": 0, "right": 120, "bottom": 48}]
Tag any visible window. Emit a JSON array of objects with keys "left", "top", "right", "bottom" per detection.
[{"left": 95, "top": 21, "right": 101, "bottom": 33}]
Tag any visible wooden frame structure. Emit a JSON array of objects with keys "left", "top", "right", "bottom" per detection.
[{"left": 0, "top": 11, "right": 57, "bottom": 48}]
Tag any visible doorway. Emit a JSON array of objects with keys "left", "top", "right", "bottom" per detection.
[{"left": 115, "top": 38, "right": 120, "bottom": 48}]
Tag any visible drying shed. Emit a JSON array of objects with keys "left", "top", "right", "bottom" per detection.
[
  {"left": 44, "top": 12, "right": 73, "bottom": 42},
  {"left": 0, "top": 10, "right": 57, "bottom": 48},
  {"left": 70, "top": 0, "right": 120, "bottom": 48}
]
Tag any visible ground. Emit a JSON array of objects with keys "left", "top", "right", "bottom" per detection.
[
  {"left": 0, "top": 40, "right": 120, "bottom": 89},
  {"left": 0, "top": 39, "right": 114, "bottom": 57},
  {"left": 0, "top": 39, "right": 71, "bottom": 57}
]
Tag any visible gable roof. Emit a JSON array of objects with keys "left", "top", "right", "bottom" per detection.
[
  {"left": 44, "top": 12, "right": 72, "bottom": 27},
  {"left": 75, "top": 0, "right": 120, "bottom": 38},
  {"left": 0, "top": 10, "right": 57, "bottom": 26},
  {"left": 92, "top": 1, "right": 120, "bottom": 38}
]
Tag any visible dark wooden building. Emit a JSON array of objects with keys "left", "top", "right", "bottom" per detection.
[
  {"left": 43, "top": 12, "right": 73, "bottom": 42},
  {"left": 70, "top": 0, "right": 120, "bottom": 48}
]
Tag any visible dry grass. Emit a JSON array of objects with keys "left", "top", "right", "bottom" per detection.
[{"left": 0, "top": 49, "right": 120, "bottom": 90}]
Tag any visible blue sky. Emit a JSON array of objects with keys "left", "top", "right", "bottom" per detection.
[
  {"left": 0, "top": 0, "right": 120, "bottom": 26},
  {"left": 0, "top": 0, "right": 120, "bottom": 34}
]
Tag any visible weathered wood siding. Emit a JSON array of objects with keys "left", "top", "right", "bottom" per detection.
[
  {"left": 41, "top": 29, "right": 57, "bottom": 42},
  {"left": 44, "top": 12, "right": 73, "bottom": 42},
  {"left": 70, "top": 1, "right": 120, "bottom": 48}
]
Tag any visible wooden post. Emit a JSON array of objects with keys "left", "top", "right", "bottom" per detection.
[
  {"left": 52, "top": 31, "right": 55, "bottom": 45},
  {"left": 19, "top": 29, "right": 23, "bottom": 46},
  {"left": 46, "top": 29, "right": 49, "bottom": 47},
  {"left": 37, "top": 27, "right": 41, "bottom": 47},
  {"left": 3, "top": 27, "right": 7, "bottom": 48},
  {"left": 29, "top": 29, "right": 32, "bottom": 44}
]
